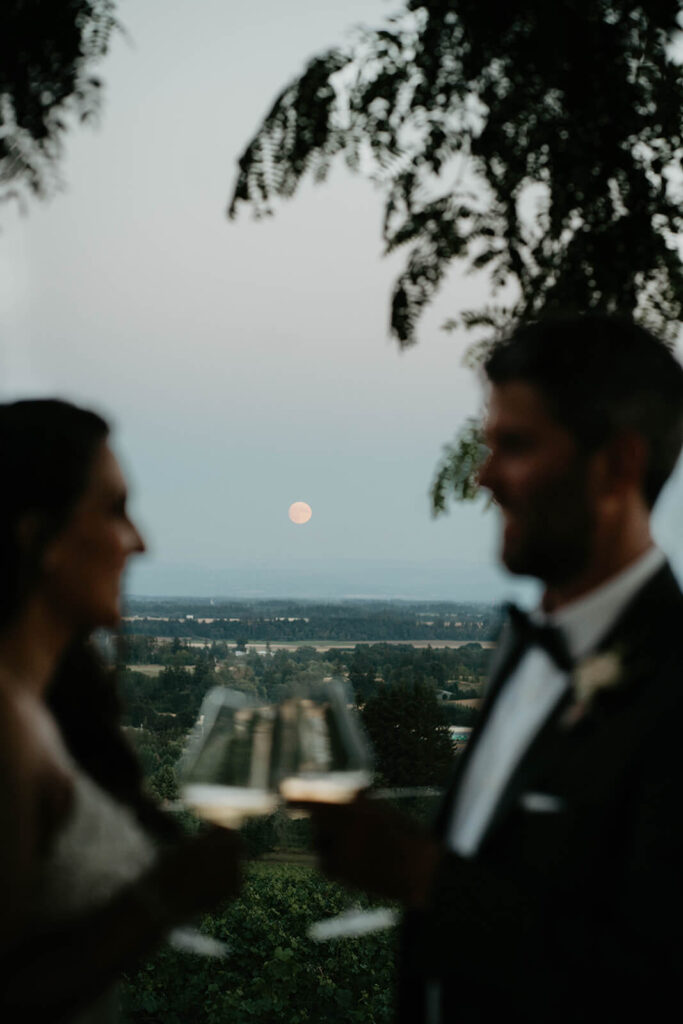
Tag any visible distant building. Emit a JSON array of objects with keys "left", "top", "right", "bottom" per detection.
[{"left": 449, "top": 726, "right": 473, "bottom": 746}]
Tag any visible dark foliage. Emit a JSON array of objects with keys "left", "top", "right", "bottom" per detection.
[
  {"left": 121, "top": 863, "right": 395, "bottom": 1024},
  {"left": 230, "top": 0, "right": 683, "bottom": 346},
  {"left": 120, "top": 599, "right": 502, "bottom": 643},
  {"left": 441, "top": 702, "right": 479, "bottom": 726},
  {"left": 229, "top": 1, "right": 683, "bottom": 509},
  {"left": 361, "top": 681, "right": 455, "bottom": 786},
  {"left": 430, "top": 416, "right": 487, "bottom": 511},
  {"left": 0, "top": 0, "right": 117, "bottom": 205}
]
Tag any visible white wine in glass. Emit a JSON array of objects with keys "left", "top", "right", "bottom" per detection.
[
  {"left": 274, "top": 680, "right": 373, "bottom": 806},
  {"left": 179, "top": 688, "right": 280, "bottom": 829}
]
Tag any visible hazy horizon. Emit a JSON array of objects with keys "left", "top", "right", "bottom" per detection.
[{"left": 123, "top": 558, "right": 519, "bottom": 603}]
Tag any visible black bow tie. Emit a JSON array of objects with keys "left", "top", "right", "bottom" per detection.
[{"left": 505, "top": 603, "right": 574, "bottom": 673}]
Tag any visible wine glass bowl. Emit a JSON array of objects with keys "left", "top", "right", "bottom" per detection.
[
  {"left": 274, "top": 681, "right": 373, "bottom": 804},
  {"left": 179, "top": 688, "right": 279, "bottom": 828}
]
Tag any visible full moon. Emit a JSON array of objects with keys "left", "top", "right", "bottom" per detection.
[{"left": 288, "top": 501, "right": 312, "bottom": 525}]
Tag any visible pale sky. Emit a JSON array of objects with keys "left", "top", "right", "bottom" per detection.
[{"left": 1, "top": 0, "right": 682, "bottom": 601}]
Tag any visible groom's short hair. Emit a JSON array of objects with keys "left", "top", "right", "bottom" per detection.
[{"left": 484, "top": 314, "right": 683, "bottom": 508}]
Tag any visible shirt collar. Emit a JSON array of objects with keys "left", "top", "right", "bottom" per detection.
[{"left": 537, "top": 546, "right": 666, "bottom": 662}]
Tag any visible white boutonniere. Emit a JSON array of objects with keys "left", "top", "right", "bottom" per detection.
[{"left": 562, "top": 650, "right": 623, "bottom": 728}]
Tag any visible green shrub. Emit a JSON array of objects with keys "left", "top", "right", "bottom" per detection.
[{"left": 121, "top": 863, "right": 395, "bottom": 1024}]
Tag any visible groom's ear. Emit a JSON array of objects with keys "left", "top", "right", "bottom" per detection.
[{"left": 597, "top": 430, "right": 648, "bottom": 501}]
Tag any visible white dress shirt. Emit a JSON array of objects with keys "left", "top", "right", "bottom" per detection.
[{"left": 446, "top": 546, "right": 666, "bottom": 856}]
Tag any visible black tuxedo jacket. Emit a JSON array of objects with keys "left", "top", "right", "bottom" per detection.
[{"left": 397, "top": 563, "right": 683, "bottom": 1024}]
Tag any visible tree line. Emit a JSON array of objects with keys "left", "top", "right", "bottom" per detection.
[
  {"left": 118, "top": 640, "right": 490, "bottom": 803},
  {"left": 121, "top": 610, "right": 501, "bottom": 643}
]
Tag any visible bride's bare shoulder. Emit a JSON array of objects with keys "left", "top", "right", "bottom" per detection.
[
  {"left": 0, "top": 679, "right": 70, "bottom": 780},
  {"left": 0, "top": 679, "right": 35, "bottom": 755},
  {"left": 0, "top": 678, "right": 74, "bottom": 848}
]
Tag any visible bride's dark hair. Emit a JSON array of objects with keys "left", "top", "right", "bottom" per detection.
[
  {"left": 0, "top": 399, "right": 177, "bottom": 839},
  {"left": 0, "top": 398, "right": 109, "bottom": 625}
]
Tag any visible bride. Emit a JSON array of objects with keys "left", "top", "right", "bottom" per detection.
[{"left": 0, "top": 399, "right": 242, "bottom": 1022}]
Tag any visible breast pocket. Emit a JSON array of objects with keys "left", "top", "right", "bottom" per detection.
[
  {"left": 519, "top": 791, "right": 566, "bottom": 814},
  {"left": 512, "top": 791, "right": 574, "bottom": 880}
]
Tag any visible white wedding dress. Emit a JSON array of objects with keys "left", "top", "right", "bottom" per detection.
[{"left": 29, "top": 705, "right": 158, "bottom": 1024}]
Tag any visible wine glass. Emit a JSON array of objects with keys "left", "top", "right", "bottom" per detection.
[
  {"left": 272, "top": 680, "right": 399, "bottom": 940},
  {"left": 172, "top": 687, "right": 282, "bottom": 958},
  {"left": 178, "top": 687, "right": 280, "bottom": 829},
  {"left": 274, "top": 679, "right": 373, "bottom": 805}
]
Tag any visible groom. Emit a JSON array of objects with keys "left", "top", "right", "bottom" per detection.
[{"left": 310, "top": 315, "right": 683, "bottom": 1023}]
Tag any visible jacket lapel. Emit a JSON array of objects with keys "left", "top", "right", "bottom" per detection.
[
  {"left": 434, "top": 620, "right": 526, "bottom": 838},
  {"left": 595, "top": 562, "right": 683, "bottom": 662},
  {"left": 473, "top": 562, "right": 682, "bottom": 852}
]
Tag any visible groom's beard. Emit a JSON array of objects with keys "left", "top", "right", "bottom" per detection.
[{"left": 497, "top": 457, "right": 595, "bottom": 586}]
